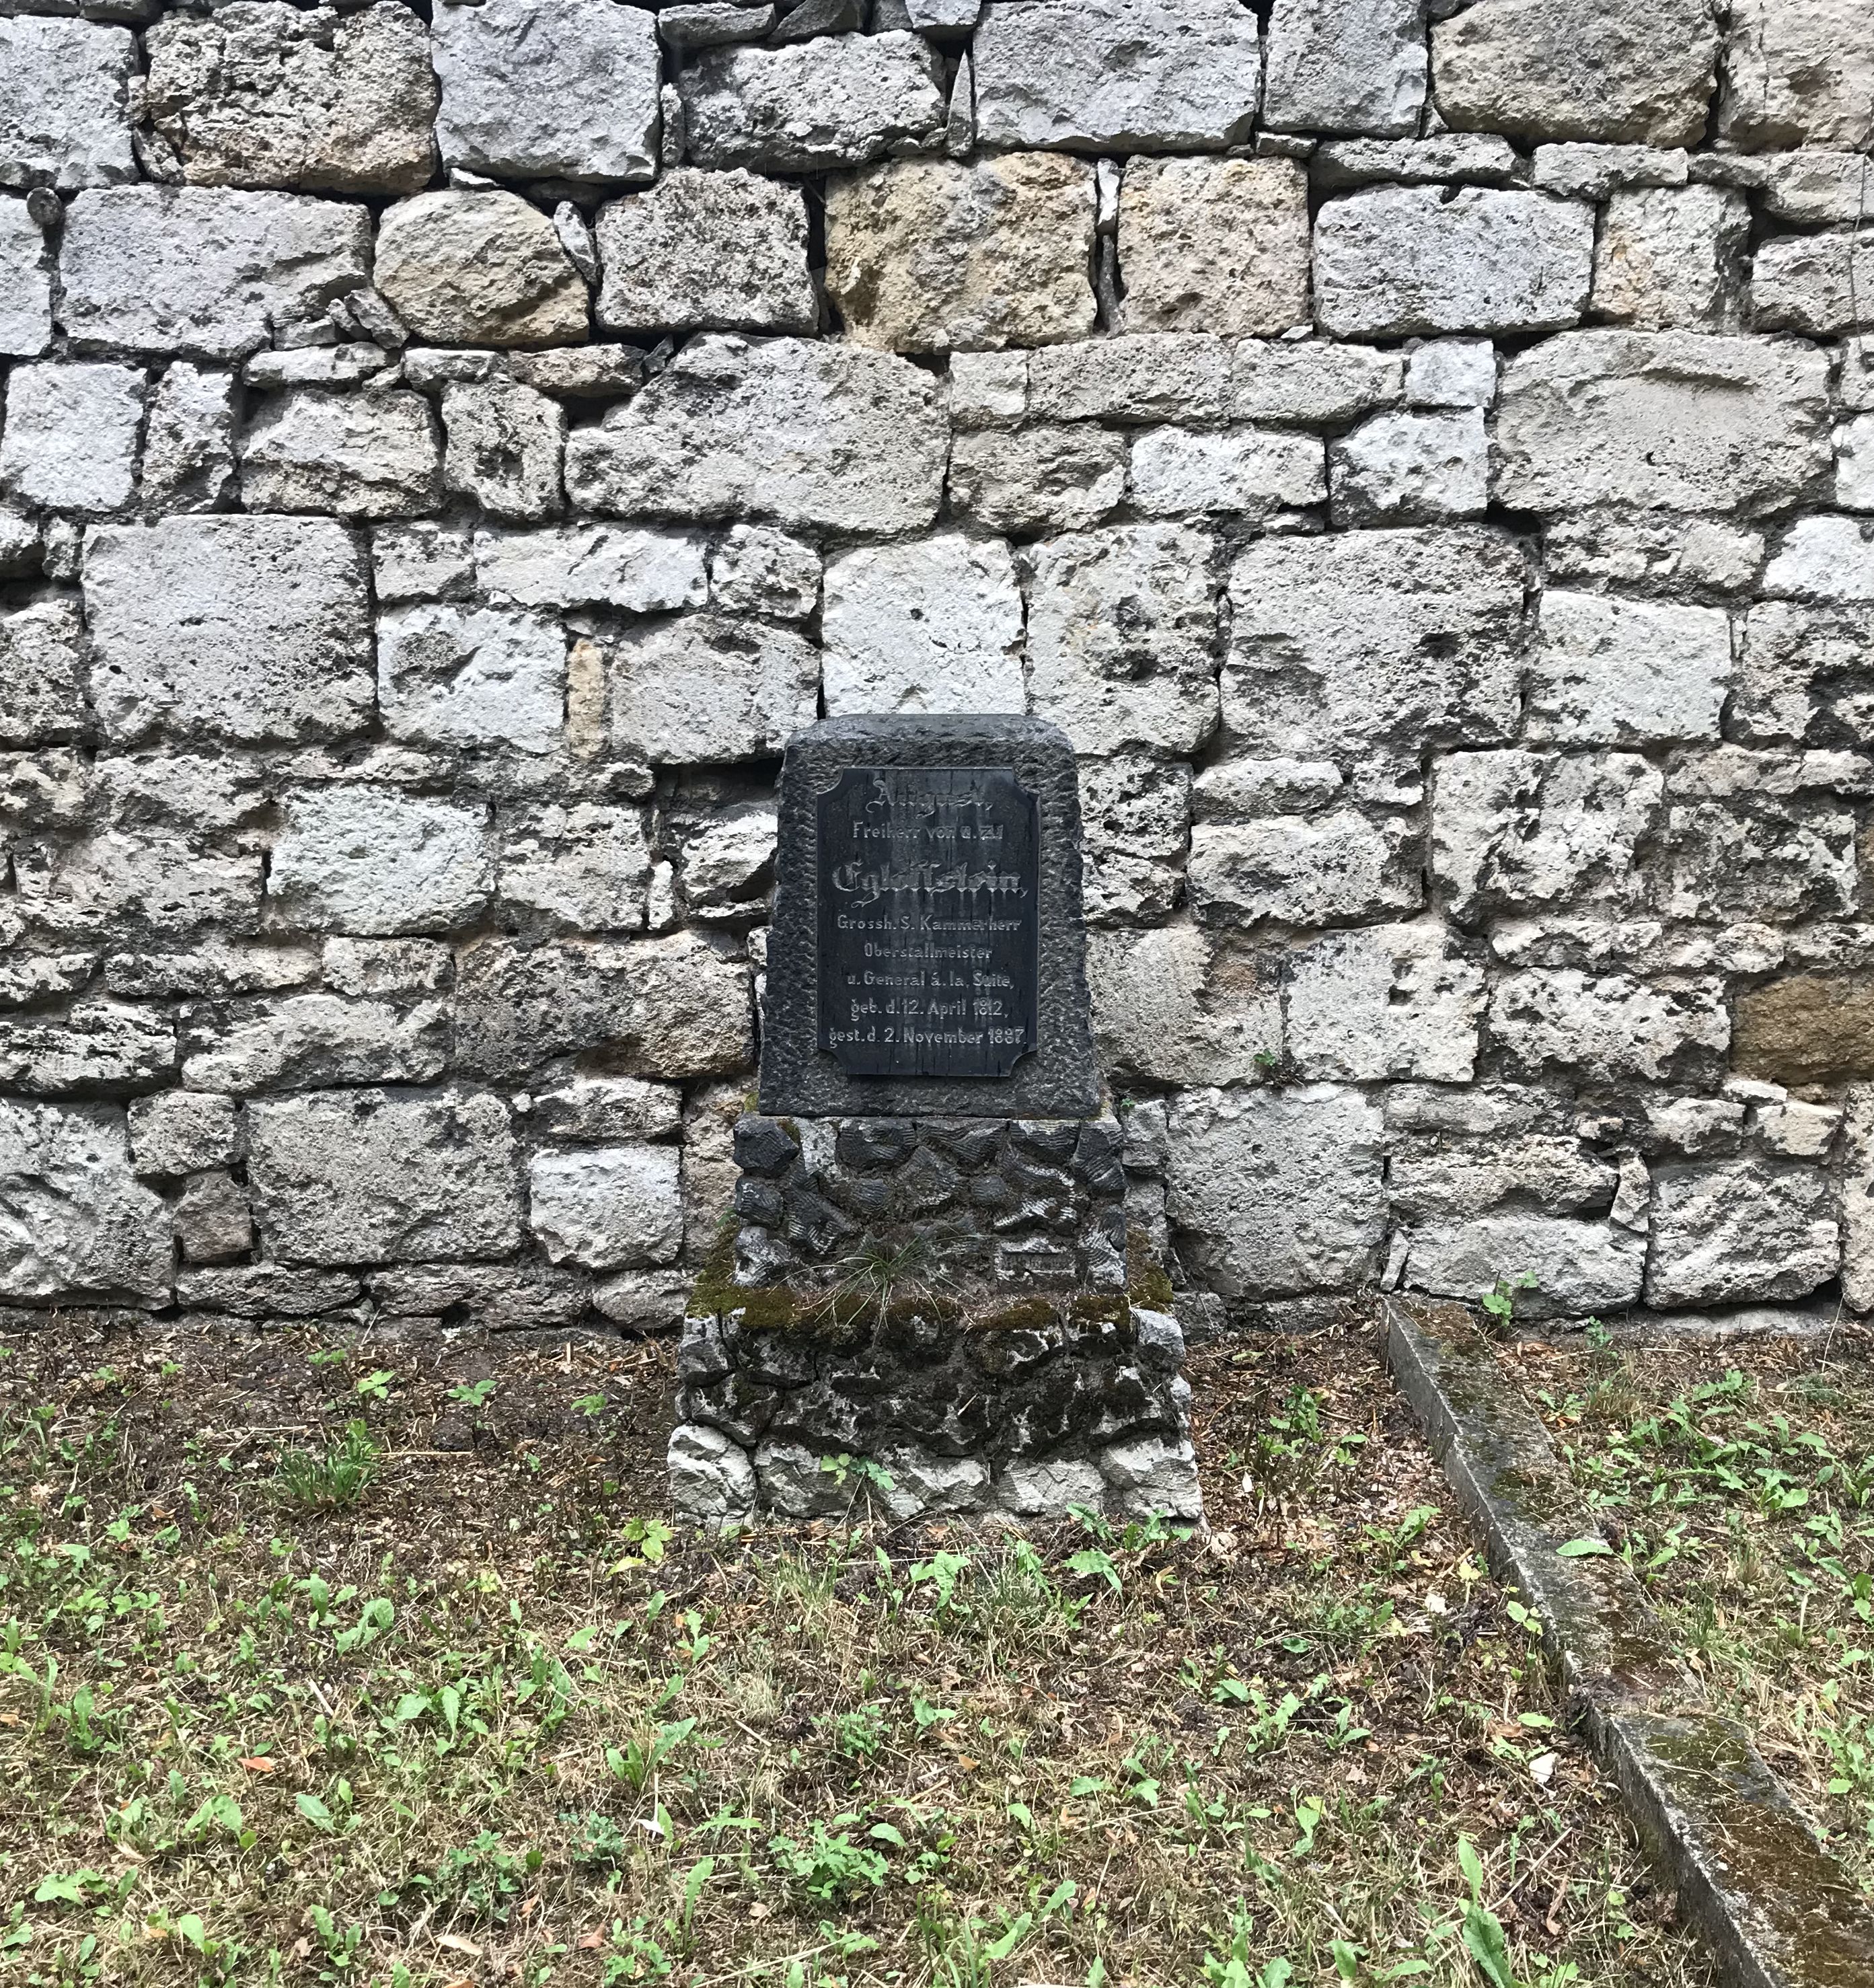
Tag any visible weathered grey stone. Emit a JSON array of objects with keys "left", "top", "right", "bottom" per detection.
[
  {"left": 1129, "top": 427, "right": 1326, "bottom": 519},
  {"left": 1101, "top": 1434, "right": 1201, "bottom": 1521},
  {"left": 500, "top": 802, "right": 651, "bottom": 931},
  {"left": 1647, "top": 1160, "right": 1838, "bottom": 1306},
  {"left": 565, "top": 336, "right": 946, "bottom": 536},
  {"left": 1733, "top": 603, "right": 1874, "bottom": 745},
  {"left": 1263, "top": 0, "right": 1425, "bottom": 137},
  {"left": 1026, "top": 524, "right": 1218, "bottom": 756},
  {"left": 821, "top": 533, "right": 1024, "bottom": 717},
  {"left": 669, "top": 1422, "right": 757, "bottom": 1528},
  {"left": 973, "top": 0, "right": 1261, "bottom": 152},
  {"left": 1193, "top": 754, "right": 1346, "bottom": 820},
  {"left": 1187, "top": 812, "right": 1418, "bottom": 928},
  {"left": 606, "top": 614, "right": 818, "bottom": 764},
  {"left": 0, "top": 1100, "right": 170, "bottom": 1302},
  {"left": 145, "top": 1, "right": 437, "bottom": 196},
  {"left": 1591, "top": 186, "right": 1748, "bottom": 331},
  {"left": 441, "top": 379, "right": 564, "bottom": 523},
  {"left": 1838, "top": 416, "right": 1874, "bottom": 513},
  {"left": 508, "top": 346, "right": 646, "bottom": 401},
  {"left": 533, "top": 1075, "right": 680, "bottom": 1144},
  {"left": 0, "top": 15, "right": 135, "bottom": 191},
  {"left": 1844, "top": 1088, "right": 1874, "bottom": 1311},
  {"left": 1490, "top": 969, "right": 1729, "bottom": 1080},
  {"left": 1707, "top": 151, "right": 1874, "bottom": 228},
  {"left": 127, "top": 1091, "right": 239, "bottom": 1177},
  {"left": 1288, "top": 922, "right": 1485, "bottom": 1083},
  {"left": 1534, "top": 144, "right": 1692, "bottom": 200},
  {"left": 946, "top": 426, "right": 1126, "bottom": 534},
  {"left": 1314, "top": 187, "right": 1595, "bottom": 338},
  {"left": 1088, "top": 920, "right": 1281, "bottom": 1087},
  {"left": 478, "top": 524, "right": 705, "bottom": 614},
  {"left": 182, "top": 993, "right": 448, "bottom": 1093},
  {"left": 1544, "top": 513, "right": 1764, "bottom": 594},
  {"left": 1752, "top": 230, "right": 1874, "bottom": 337},
  {"left": 269, "top": 786, "right": 490, "bottom": 936},
  {"left": 1662, "top": 779, "right": 1861, "bottom": 926},
  {"left": 246, "top": 344, "right": 393, "bottom": 392},
  {"left": 249, "top": 1089, "right": 521, "bottom": 1265},
  {"left": 1432, "top": 0, "right": 1719, "bottom": 147},
  {"left": 528, "top": 1144, "right": 682, "bottom": 1270},
  {"left": 1078, "top": 753, "right": 1193, "bottom": 925},
  {"left": 1166, "top": 1084, "right": 1385, "bottom": 1299},
  {"left": 0, "top": 1001, "right": 175, "bottom": 1093},
  {"left": 1403, "top": 1214, "right": 1645, "bottom": 1319},
  {"left": 1407, "top": 343, "right": 1497, "bottom": 412},
  {"left": 679, "top": 33, "right": 946, "bottom": 172},
  {"left": 826, "top": 154, "right": 1096, "bottom": 353},
  {"left": 1029, "top": 333, "right": 1232, "bottom": 423},
  {"left": 1226, "top": 527, "right": 1526, "bottom": 760},
  {"left": 59, "top": 186, "right": 370, "bottom": 361},
  {"left": 1642, "top": 1097, "right": 1747, "bottom": 1158},
  {"left": 15, "top": 826, "right": 263, "bottom": 941},
  {"left": 373, "top": 193, "right": 588, "bottom": 351},
  {"left": 241, "top": 388, "right": 442, "bottom": 522},
  {"left": 1232, "top": 340, "right": 1404, "bottom": 424},
  {"left": 660, "top": 3, "right": 776, "bottom": 49},
  {"left": 1117, "top": 156, "right": 1309, "bottom": 336},
  {"left": 321, "top": 938, "right": 451, "bottom": 999},
  {"left": 871, "top": 1444, "right": 991, "bottom": 1522},
  {"left": 708, "top": 526, "right": 819, "bottom": 620},
  {"left": 1527, "top": 592, "right": 1731, "bottom": 745},
  {"left": 597, "top": 170, "right": 813, "bottom": 335},
  {"left": 1494, "top": 332, "right": 1831, "bottom": 515},
  {"left": 433, "top": 0, "right": 658, "bottom": 184},
  {"left": 999, "top": 1454, "right": 1106, "bottom": 1516},
  {"left": 1754, "top": 1096, "right": 1842, "bottom": 1159},
  {"left": 677, "top": 807, "right": 776, "bottom": 920},
  {"left": 1328, "top": 410, "right": 1488, "bottom": 525},
  {"left": 141, "top": 363, "right": 237, "bottom": 513},
  {"left": 753, "top": 1438, "right": 852, "bottom": 1519},
  {"left": 0, "top": 361, "right": 143, "bottom": 513},
  {"left": 373, "top": 521, "right": 474, "bottom": 605},
  {"left": 84, "top": 516, "right": 372, "bottom": 745},
  {"left": 948, "top": 350, "right": 1028, "bottom": 427},
  {"left": 1763, "top": 516, "right": 1874, "bottom": 601},
  {"left": 1719, "top": 0, "right": 1874, "bottom": 151},
  {"left": 377, "top": 601, "right": 564, "bottom": 755},
  {"left": 1312, "top": 134, "right": 1523, "bottom": 188},
  {"left": 0, "top": 197, "right": 50, "bottom": 358}
]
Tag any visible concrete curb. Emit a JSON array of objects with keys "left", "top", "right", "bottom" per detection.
[{"left": 1384, "top": 1297, "right": 1874, "bottom": 1988}]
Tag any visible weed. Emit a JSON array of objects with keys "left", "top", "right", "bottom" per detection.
[{"left": 272, "top": 1419, "right": 377, "bottom": 1512}]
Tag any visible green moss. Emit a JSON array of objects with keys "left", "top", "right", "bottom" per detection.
[{"left": 1126, "top": 1228, "right": 1174, "bottom": 1311}]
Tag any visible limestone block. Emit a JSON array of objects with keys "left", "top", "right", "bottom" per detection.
[
  {"left": 1756, "top": 1098, "right": 1842, "bottom": 1160},
  {"left": 433, "top": 0, "right": 659, "bottom": 184},
  {"left": 377, "top": 601, "right": 564, "bottom": 755},
  {"left": 269, "top": 786, "right": 490, "bottom": 936},
  {"left": 597, "top": 170, "right": 813, "bottom": 335},
  {"left": 872, "top": 1444, "right": 992, "bottom": 1522},
  {"left": 145, "top": 1, "right": 436, "bottom": 196},
  {"left": 973, "top": 0, "right": 1261, "bottom": 152},
  {"left": 1314, "top": 187, "right": 1594, "bottom": 338},
  {"left": 0, "top": 1101, "right": 170, "bottom": 1303},
  {"left": 1078, "top": 753, "right": 1193, "bottom": 925},
  {"left": 678, "top": 807, "right": 776, "bottom": 920},
  {"left": 1752, "top": 231, "right": 1874, "bottom": 336},
  {"left": 0, "top": 16, "right": 135, "bottom": 192},
  {"left": 1720, "top": 0, "right": 1874, "bottom": 150},
  {"left": 241, "top": 388, "right": 442, "bottom": 522},
  {"left": 1431, "top": 0, "right": 1719, "bottom": 147},
  {"left": 1536, "top": 145, "right": 1692, "bottom": 199},
  {"left": 999, "top": 1454, "right": 1107, "bottom": 1516},
  {"left": 1232, "top": 340, "right": 1404, "bottom": 425},
  {"left": 606, "top": 614, "right": 819, "bottom": 764},
  {"left": 1314, "top": 135, "right": 1522, "bottom": 187},
  {"left": 1028, "top": 333, "right": 1232, "bottom": 423},
  {"left": 249, "top": 1089, "right": 521, "bottom": 1265},
  {"left": 1402, "top": 1214, "right": 1645, "bottom": 1319},
  {"left": 822, "top": 533, "right": 1024, "bottom": 716},
  {"left": 1101, "top": 1434, "right": 1202, "bottom": 1522},
  {"left": 949, "top": 351, "right": 1028, "bottom": 427},
  {"left": 1187, "top": 812, "right": 1419, "bottom": 927},
  {"left": 827, "top": 155, "right": 1095, "bottom": 353},
  {"left": 442, "top": 379, "right": 564, "bottom": 523},
  {"left": 181, "top": 993, "right": 449, "bottom": 1093},
  {"left": 0, "top": 362, "right": 143, "bottom": 514},
  {"left": 1288, "top": 922, "right": 1485, "bottom": 1084},
  {"left": 1166, "top": 1084, "right": 1385, "bottom": 1300},
  {"left": 15, "top": 831, "right": 262, "bottom": 940},
  {"left": 1328, "top": 410, "right": 1487, "bottom": 526},
  {"left": 529, "top": 1145, "right": 682, "bottom": 1270},
  {"left": 59, "top": 186, "right": 370, "bottom": 361},
  {"left": 707, "top": 527, "right": 819, "bottom": 620},
  {"left": 500, "top": 802, "right": 651, "bottom": 932},
  {"left": 679, "top": 33, "right": 946, "bottom": 172},
  {"left": 946, "top": 426, "right": 1126, "bottom": 534},
  {"left": 0, "top": 198, "right": 51, "bottom": 357},
  {"left": 1117, "top": 156, "right": 1309, "bottom": 336},
  {"left": 1663, "top": 792, "right": 1859, "bottom": 925},
  {"left": 1838, "top": 416, "right": 1874, "bottom": 513},
  {"left": 1527, "top": 592, "right": 1731, "bottom": 745},
  {"left": 1193, "top": 755, "right": 1345, "bottom": 820},
  {"left": 1592, "top": 186, "right": 1748, "bottom": 331},
  {"left": 1024, "top": 523, "right": 1219, "bottom": 756},
  {"left": 373, "top": 193, "right": 587, "bottom": 351},
  {"left": 1716, "top": 151, "right": 1874, "bottom": 228},
  {"left": 1388, "top": 1131, "right": 1619, "bottom": 1218},
  {"left": 1087, "top": 920, "right": 1281, "bottom": 1087},
  {"left": 174, "top": 1170, "right": 252, "bottom": 1266},
  {"left": 533, "top": 1076, "right": 681, "bottom": 1144},
  {"left": 142, "top": 363, "right": 238, "bottom": 513},
  {"left": 478, "top": 525, "right": 706, "bottom": 614},
  {"left": 564, "top": 336, "right": 946, "bottom": 536},
  {"left": 1405, "top": 341, "right": 1497, "bottom": 410},
  {"left": 128, "top": 1092, "right": 240, "bottom": 1178},
  {"left": 1737, "top": 977, "right": 1874, "bottom": 1088},
  {"left": 375, "top": 522, "right": 474, "bottom": 605},
  {"left": 669, "top": 1422, "right": 757, "bottom": 1527},
  {"left": 1764, "top": 517, "right": 1874, "bottom": 601},
  {"left": 753, "top": 1438, "right": 852, "bottom": 1520},
  {"left": 0, "top": 1002, "right": 175, "bottom": 1093},
  {"left": 1433, "top": 749, "right": 1662, "bottom": 922},
  {"left": 1225, "top": 527, "right": 1527, "bottom": 760},
  {"left": 1490, "top": 969, "right": 1729, "bottom": 1081},
  {"left": 1494, "top": 332, "right": 1830, "bottom": 515},
  {"left": 1733, "top": 603, "right": 1874, "bottom": 745},
  {"left": 1129, "top": 427, "right": 1326, "bottom": 519},
  {"left": 1263, "top": 0, "right": 1425, "bottom": 137},
  {"left": 1545, "top": 514, "right": 1764, "bottom": 594},
  {"left": 1647, "top": 1160, "right": 1838, "bottom": 1306},
  {"left": 84, "top": 516, "right": 372, "bottom": 745}
]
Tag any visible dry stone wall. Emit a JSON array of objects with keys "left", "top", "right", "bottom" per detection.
[{"left": 2, "top": 0, "right": 1873, "bottom": 1335}]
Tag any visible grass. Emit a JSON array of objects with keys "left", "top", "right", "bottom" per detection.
[
  {"left": 0, "top": 1315, "right": 1716, "bottom": 1988},
  {"left": 1504, "top": 1322, "right": 1874, "bottom": 1900}
]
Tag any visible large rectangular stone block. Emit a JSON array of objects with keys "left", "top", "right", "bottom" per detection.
[
  {"left": 0, "top": 1100, "right": 170, "bottom": 1303},
  {"left": 1117, "top": 157, "right": 1309, "bottom": 336},
  {"left": 0, "top": 196, "right": 51, "bottom": 357},
  {"left": 596, "top": 170, "right": 814, "bottom": 336},
  {"left": 268, "top": 787, "right": 491, "bottom": 937},
  {"left": 1719, "top": 0, "right": 1874, "bottom": 150},
  {"left": 0, "top": 597, "right": 86, "bottom": 747},
  {"left": 1263, "top": 0, "right": 1425, "bottom": 138},
  {"left": 0, "top": 15, "right": 136, "bottom": 192},
  {"left": 1526, "top": 591, "right": 1732, "bottom": 744},
  {"left": 605, "top": 614, "right": 819, "bottom": 764}
]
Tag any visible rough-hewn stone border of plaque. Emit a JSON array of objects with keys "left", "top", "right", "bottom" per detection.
[{"left": 1384, "top": 1297, "right": 1874, "bottom": 1988}]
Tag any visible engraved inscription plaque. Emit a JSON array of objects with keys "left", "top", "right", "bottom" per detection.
[{"left": 817, "top": 765, "right": 1039, "bottom": 1081}]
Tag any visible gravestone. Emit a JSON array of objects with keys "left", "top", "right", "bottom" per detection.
[{"left": 669, "top": 716, "right": 1203, "bottom": 1531}]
